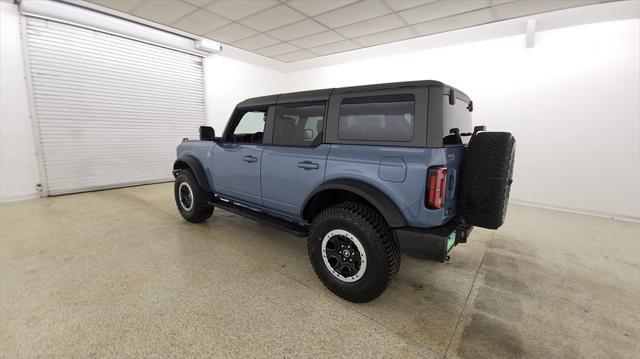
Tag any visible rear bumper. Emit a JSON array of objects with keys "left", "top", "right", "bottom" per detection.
[{"left": 394, "top": 220, "right": 473, "bottom": 262}]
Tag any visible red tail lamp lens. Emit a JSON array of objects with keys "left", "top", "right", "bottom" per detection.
[{"left": 427, "top": 167, "right": 448, "bottom": 209}]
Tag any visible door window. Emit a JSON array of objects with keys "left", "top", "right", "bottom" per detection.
[
  {"left": 273, "top": 103, "right": 326, "bottom": 146},
  {"left": 227, "top": 109, "right": 267, "bottom": 143}
]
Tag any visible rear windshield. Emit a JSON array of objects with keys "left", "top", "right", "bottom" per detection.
[
  {"left": 338, "top": 94, "right": 415, "bottom": 142},
  {"left": 442, "top": 95, "right": 472, "bottom": 146}
]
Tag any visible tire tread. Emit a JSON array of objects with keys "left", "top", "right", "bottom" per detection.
[
  {"left": 460, "top": 132, "right": 516, "bottom": 229},
  {"left": 174, "top": 170, "right": 213, "bottom": 223},
  {"left": 308, "top": 201, "right": 400, "bottom": 302}
]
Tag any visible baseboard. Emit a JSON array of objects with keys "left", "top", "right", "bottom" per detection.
[
  {"left": 509, "top": 199, "right": 640, "bottom": 223},
  {"left": 0, "top": 192, "right": 41, "bottom": 203},
  {"left": 1, "top": 190, "right": 638, "bottom": 223}
]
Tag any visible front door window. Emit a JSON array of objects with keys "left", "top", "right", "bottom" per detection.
[{"left": 228, "top": 110, "right": 267, "bottom": 144}]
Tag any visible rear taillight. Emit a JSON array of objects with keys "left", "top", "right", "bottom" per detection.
[{"left": 427, "top": 167, "right": 448, "bottom": 209}]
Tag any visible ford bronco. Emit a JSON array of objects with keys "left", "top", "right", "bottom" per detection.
[{"left": 173, "top": 80, "right": 516, "bottom": 302}]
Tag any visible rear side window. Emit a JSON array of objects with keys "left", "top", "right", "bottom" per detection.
[
  {"left": 338, "top": 94, "right": 414, "bottom": 142},
  {"left": 273, "top": 103, "right": 326, "bottom": 146}
]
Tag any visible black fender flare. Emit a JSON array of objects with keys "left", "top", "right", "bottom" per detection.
[
  {"left": 173, "top": 155, "right": 212, "bottom": 193},
  {"left": 301, "top": 179, "right": 407, "bottom": 228}
]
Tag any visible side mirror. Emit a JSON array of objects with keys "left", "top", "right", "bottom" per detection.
[{"left": 199, "top": 126, "right": 215, "bottom": 141}]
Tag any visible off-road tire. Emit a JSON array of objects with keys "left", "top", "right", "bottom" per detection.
[
  {"left": 460, "top": 132, "right": 516, "bottom": 229},
  {"left": 308, "top": 202, "right": 400, "bottom": 303},
  {"left": 174, "top": 170, "right": 214, "bottom": 223}
]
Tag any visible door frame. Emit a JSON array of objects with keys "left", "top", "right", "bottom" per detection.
[
  {"left": 19, "top": 15, "right": 48, "bottom": 196},
  {"left": 259, "top": 101, "right": 331, "bottom": 217},
  {"left": 213, "top": 105, "right": 273, "bottom": 207}
]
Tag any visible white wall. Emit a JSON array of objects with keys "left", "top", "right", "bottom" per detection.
[
  {"left": 0, "top": 1, "right": 40, "bottom": 202},
  {"left": 203, "top": 55, "right": 284, "bottom": 132},
  {"left": 282, "top": 19, "right": 640, "bottom": 219}
]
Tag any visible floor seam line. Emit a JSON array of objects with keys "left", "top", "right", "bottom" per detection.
[{"left": 443, "top": 243, "right": 488, "bottom": 358}]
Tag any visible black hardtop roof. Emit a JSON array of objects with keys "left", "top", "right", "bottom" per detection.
[{"left": 236, "top": 80, "right": 470, "bottom": 108}]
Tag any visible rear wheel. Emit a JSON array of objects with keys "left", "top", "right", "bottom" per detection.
[
  {"left": 174, "top": 170, "right": 214, "bottom": 223},
  {"left": 308, "top": 202, "right": 400, "bottom": 302}
]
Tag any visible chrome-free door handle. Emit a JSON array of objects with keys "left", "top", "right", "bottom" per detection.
[
  {"left": 242, "top": 155, "right": 258, "bottom": 163},
  {"left": 297, "top": 161, "right": 319, "bottom": 170}
]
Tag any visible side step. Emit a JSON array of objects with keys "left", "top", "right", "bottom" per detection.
[{"left": 209, "top": 199, "right": 308, "bottom": 237}]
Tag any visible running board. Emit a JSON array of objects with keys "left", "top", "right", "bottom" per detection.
[{"left": 209, "top": 199, "right": 308, "bottom": 237}]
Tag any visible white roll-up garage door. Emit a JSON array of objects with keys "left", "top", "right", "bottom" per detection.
[{"left": 24, "top": 16, "right": 204, "bottom": 195}]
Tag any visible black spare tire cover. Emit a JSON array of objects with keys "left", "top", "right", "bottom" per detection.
[{"left": 460, "top": 132, "right": 516, "bottom": 229}]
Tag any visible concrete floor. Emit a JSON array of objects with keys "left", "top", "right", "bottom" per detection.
[{"left": 0, "top": 183, "right": 638, "bottom": 358}]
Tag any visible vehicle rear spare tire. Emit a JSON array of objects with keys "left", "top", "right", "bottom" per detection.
[{"left": 460, "top": 132, "right": 516, "bottom": 230}]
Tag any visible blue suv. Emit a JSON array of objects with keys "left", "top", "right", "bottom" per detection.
[{"left": 173, "top": 80, "right": 516, "bottom": 302}]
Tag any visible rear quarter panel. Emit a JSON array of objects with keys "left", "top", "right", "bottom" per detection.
[{"left": 326, "top": 144, "right": 463, "bottom": 228}]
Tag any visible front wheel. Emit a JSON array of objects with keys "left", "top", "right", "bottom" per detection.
[
  {"left": 308, "top": 202, "right": 400, "bottom": 303},
  {"left": 174, "top": 170, "right": 214, "bottom": 223}
]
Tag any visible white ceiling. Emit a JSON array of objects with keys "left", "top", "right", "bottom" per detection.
[{"left": 85, "top": 0, "right": 617, "bottom": 62}]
